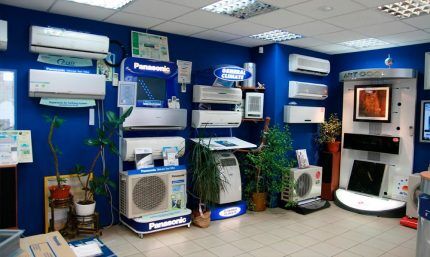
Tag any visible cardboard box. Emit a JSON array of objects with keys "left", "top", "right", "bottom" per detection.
[{"left": 18, "top": 231, "right": 76, "bottom": 257}]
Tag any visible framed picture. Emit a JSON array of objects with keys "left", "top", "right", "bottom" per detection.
[{"left": 353, "top": 84, "right": 392, "bottom": 123}]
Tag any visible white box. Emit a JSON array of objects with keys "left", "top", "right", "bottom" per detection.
[
  {"left": 284, "top": 105, "right": 325, "bottom": 123},
  {"left": 0, "top": 20, "right": 7, "bottom": 51}
]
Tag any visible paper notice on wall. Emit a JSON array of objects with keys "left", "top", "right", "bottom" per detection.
[
  {"left": 177, "top": 60, "right": 192, "bottom": 84},
  {"left": 0, "top": 130, "right": 33, "bottom": 163},
  {"left": 40, "top": 98, "right": 96, "bottom": 108},
  {"left": 96, "top": 53, "right": 115, "bottom": 81},
  {"left": 131, "top": 31, "right": 169, "bottom": 61}
]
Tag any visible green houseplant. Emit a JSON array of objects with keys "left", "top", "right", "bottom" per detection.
[
  {"left": 318, "top": 113, "right": 342, "bottom": 153},
  {"left": 189, "top": 136, "right": 226, "bottom": 228},
  {"left": 245, "top": 125, "right": 294, "bottom": 211},
  {"left": 45, "top": 115, "right": 70, "bottom": 200},
  {"left": 75, "top": 107, "right": 133, "bottom": 216}
]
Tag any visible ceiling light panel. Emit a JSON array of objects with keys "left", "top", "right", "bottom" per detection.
[
  {"left": 202, "top": 0, "right": 279, "bottom": 19},
  {"left": 250, "top": 30, "right": 302, "bottom": 42},
  {"left": 67, "top": 0, "right": 133, "bottom": 9},
  {"left": 378, "top": 0, "right": 430, "bottom": 19},
  {"left": 339, "top": 38, "right": 389, "bottom": 48}
]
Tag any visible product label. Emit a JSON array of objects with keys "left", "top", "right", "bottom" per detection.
[{"left": 148, "top": 217, "right": 187, "bottom": 230}]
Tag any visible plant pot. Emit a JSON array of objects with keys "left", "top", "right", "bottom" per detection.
[
  {"left": 252, "top": 192, "right": 267, "bottom": 212},
  {"left": 74, "top": 200, "right": 96, "bottom": 216},
  {"left": 326, "top": 141, "right": 341, "bottom": 153},
  {"left": 49, "top": 185, "right": 71, "bottom": 200},
  {"left": 192, "top": 210, "right": 211, "bottom": 228},
  {"left": 268, "top": 192, "right": 280, "bottom": 208}
]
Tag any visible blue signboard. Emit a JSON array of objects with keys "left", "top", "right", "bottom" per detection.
[{"left": 213, "top": 66, "right": 252, "bottom": 81}]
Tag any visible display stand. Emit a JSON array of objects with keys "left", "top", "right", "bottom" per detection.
[
  {"left": 71, "top": 212, "right": 101, "bottom": 237},
  {"left": 0, "top": 164, "right": 18, "bottom": 229},
  {"left": 48, "top": 195, "right": 73, "bottom": 233},
  {"left": 210, "top": 200, "right": 247, "bottom": 221},
  {"left": 319, "top": 151, "right": 340, "bottom": 201}
]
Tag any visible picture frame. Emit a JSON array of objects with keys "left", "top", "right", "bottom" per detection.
[{"left": 353, "top": 84, "right": 392, "bottom": 123}]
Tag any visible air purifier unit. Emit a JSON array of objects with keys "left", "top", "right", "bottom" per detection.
[
  {"left": 214, "top": 152, "right": 242, "bottom": 204},
  {"left": 282, "top": 166, "right": 322, "bottom": 202},
  {"left": 406, "top": 174, "right": 421, "bottom": 218},
  {"left": 245, "top": 92, "right": 264, "bottom": 119}
]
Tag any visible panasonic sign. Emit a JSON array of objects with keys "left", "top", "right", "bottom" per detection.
[
  {"left": 148, "top": 217, "right": 187, "bottom": 230},
  {"left": 133, "top": 62, "right": 171, "bottom": 74}
]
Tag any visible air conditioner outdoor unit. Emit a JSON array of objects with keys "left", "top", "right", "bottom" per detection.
[
  {"left": 0, "top": 20, "right": 7, "bottom": 51},
  {"left": 121, "top": 107, "right": 187, "bottom": 130},
  {"left": 192, "top": 110, "right": 242, "bottom": 128},
  {"left": 282, "top": 166, "right": 322, "bottom": 202},
  {"left": 120, "top": 167, "right": 187, "bottom": 219},
  {"left": 284, "top": 105, "right": 325, "bottom": 123},
  {"left": 245, "top": 92, "right": 264, "bottom": 119},
  {"left": 289, "top": 54, "right": 330, "bottom": 76},
  {"left": 30, "top": 26, "right": 109, "bottom": 59},
  {"left": 193, "top": 85, "right": 242, "bottom": 104},
  {"left": 29, "top": 69, "right": 106, "bottom": 99},
  {"left": 289, "top": 81, "right": 328, "bottom": 100},
  {"left": 121, "top": 137, "right": 186, "bottom": 161},
  {"left": 406, "top": 174, "right": 421, "bottom": 218}
]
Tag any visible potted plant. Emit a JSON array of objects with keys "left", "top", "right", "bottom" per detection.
[
  {"left": 318, "top": 113, "right": 342, "bottom": 153},
  {"left": 75, "top": 107, "right": 132, "bottom": 216},
  {"left": 45, "top": 115, "right": 70, "bottom": 200},
  {"left": 246, "top": 125, "right": 294, "bottom": 211},
  {"left": 189, "top": 136, "right": 226, "bottom": 228}
]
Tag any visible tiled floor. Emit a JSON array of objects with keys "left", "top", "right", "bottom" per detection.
[{"left": 101, "top": 204, "right": 417, "bottom": 257}]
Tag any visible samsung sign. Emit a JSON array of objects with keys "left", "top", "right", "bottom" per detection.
[
  {"left": 148, "top": 217, "right": 187, "bottom": 230},
  {"left": 214, "top": 66, "right": 251, "bottom": 81}
]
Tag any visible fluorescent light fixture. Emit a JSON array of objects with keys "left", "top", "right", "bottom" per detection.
[
  {"left": 378, "top": 0, "right": 430, "bottom": 19},
  {"left": 67, "top": 0, "right": 133, "bottom": 9},
  {"left": 339, "top": 38, "right": 389, "bottom": 49},
  {"left": 250, "top": 30, "right": 303, "bottom": 42},
  {"left": 202, "top": 0, "right": 278, "bottom": 19}
]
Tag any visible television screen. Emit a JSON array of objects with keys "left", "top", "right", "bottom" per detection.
[
  {"left": 136, "top": 77, "right": 167, "bottom": 107},
  {"left": 421, "top": 101, "right": 430, "bottom": 143},
  {"left": 353, "top": 84, "right": 392, "bottom": 123},
  {"left": 347, "top": 160, "right": 386, "bottom": 196}
]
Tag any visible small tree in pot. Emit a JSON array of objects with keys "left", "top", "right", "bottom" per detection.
[{"left": 318, "top": 113, "right": 342, "bottom": 153}]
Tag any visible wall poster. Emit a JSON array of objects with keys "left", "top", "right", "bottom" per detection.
[
  {"left": 353, "top": 84, "right": 392, "bottom": 122},
  {"left": 131, "top": 31, "right": 169, "bottom": 61}
]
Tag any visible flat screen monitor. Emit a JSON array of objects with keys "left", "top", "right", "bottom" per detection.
[
  {"left": 421, "top": 100, "right": 430, "bottom": 143},
  {"left": 347, "top": 160, "right": 386, "bottom": 196},
  {"left": 136, "top": 77, "right": 166, "bottom": 107}
]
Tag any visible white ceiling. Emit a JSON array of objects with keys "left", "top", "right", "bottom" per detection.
[{"left": 1, "top": 0, "right": 430, "bottom": 54}]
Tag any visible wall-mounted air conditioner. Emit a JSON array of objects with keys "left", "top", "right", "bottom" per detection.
[
  {"left": 121, "top": 137, "right": 185, "bottom": 161},
  {"left": 30, "top": 26, "right": 109, "bottom": 59},
  {"left": 0, "top": 20, "right": 7, "bottom": 51},
  {"left": 29, "top": 69, "right": 106, "bottom": 99},
  {"left": 289, "top": 81, "right": 328, "bottom": 100},
  {"left": 192, "top": 110, "right": 242, "bottom": 128},
  {"left": 284, "top": 105, "right": 325, "bottom": 123},
  {"left": 289, "top": 54, "right": 330, "bottom": 76},
  {"left": 193, "top": 85, "right": 242, "bottom": 104},
  {"left": 245, "top": 92, "right": 264, "bottom": 119},
  {"left": 121, "top": 107, "right": 187, "bottom": 130}
]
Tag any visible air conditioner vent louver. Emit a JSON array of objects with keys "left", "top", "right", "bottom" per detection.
[
  {"left": 289, "top": 81, "right": 328, "bottom": 100},
  {"left": 295, "top": 173, "right": 312, "bottom": 198},
  {"left": 133, "top": 176, "right": 167, "bottom": 211},
  {"left": 289, "top": 54, "right": 330, "bottom": 76}
]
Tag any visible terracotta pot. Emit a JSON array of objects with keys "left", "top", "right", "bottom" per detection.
[
  {"left": 75, "top": 201, "right": 96, "bottom": 216},
  {"left": 192, "top": 210, "right": 211, "bottom": 228},
  {"left": 252, "top": 192, "right": 267, "bottom": 212},
  {"left": 326, "top": 141, "right": 341, "bottom": 153},
  {"left": 49, "top": 185, "right": 71, "bottom": 200}
]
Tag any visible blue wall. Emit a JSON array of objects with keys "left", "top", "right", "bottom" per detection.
[{"left": 331, "top": 44, "right": 430, "bottom": 172}]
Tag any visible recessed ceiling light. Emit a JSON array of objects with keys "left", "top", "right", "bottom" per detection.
[
  {"left": 202, "top": 0, "right": 278, "bottom": 19},
  {"left": 67, "top": 0, "right": 134, "bottom": 9},
  {"left": 378, "top": 0, "right": 430, "bottom": 19},
  {"left": 318, "top": 5, "right": 334, "bottom": 11},
  {"left": 250, "top": 30, "right": 303, "bottom": 42},
  {"left": 339, "top": 38, "right": 390, "bottom": 49}
]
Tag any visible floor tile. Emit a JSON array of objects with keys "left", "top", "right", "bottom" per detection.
[
  {"left": 208, "top": 243, "right": 244, "bottom": 257},
  {"left": 348, "top": 244, "right": 385, "bottom": 257},
  {"left": 230, "top": 238, "right": 264, "bottom": 251},
  {"left": 308, "top": 242, "right": 344, "bottom": 257},
  {"left": 325, "top": 236, "right": 359, "bottom": 250},
  {"left": 250, "top": 233, "right": 283, "bottom": 245},
  {"left": 341, "top": 230, "right": 373, "bottom": 243},
  {"left": 287, "top": 234, "right": 320, "bottom": 247},
  {"left": 269, "top": 227, "right": 302, "bottom": 239},
  {"left": 270, "top": 240, "right": 303, "bottom": 255},
  {"left": 289, "top": 248, "right": 325, "bottom": 257},
  {"left": 181, "top": 250, "right": 218, "bottom": 257},
  {"left": 131, "top": 238, "right": 165, "bottom": 252},
  {"left": 361, "top": 237, "right": 397, "bottom": 252},
  {"left": 142, "top": 246, "right": 179, "bottom": 257},
  {"left": 333, "top": 251, "right": 362, "bottom": 257},
  {"left": 249, "top": 246, "right": 284, "bottom": 257},
  {"left": 193, "top": 235, "right": 226, "bottom": 249},
  {"left": 217, "top": 230, "right": 248, "bottom": 242},
  {"left": 233, "top": 225, "right": 264, "bottom": 237},
  {"left": 305, "top": 229, "right": 337, "bottom": 241},
  {"left": 169, "top": 241, "right": 204, "bottom": 256},
  {"left": 386, "top": 246, "right": 415, "bottom": 257}
]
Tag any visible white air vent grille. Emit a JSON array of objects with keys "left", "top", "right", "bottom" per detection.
[{"left": 248, "top": 96, "right": 262, "bottom": 112}]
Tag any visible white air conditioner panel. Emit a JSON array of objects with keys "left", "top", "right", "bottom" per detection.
[
  {"left": 29, "top": 69, "right": 106, "bottom": 99},
  {"left": 289, "top": 81, "right": 328, "bottom": 100},
  {"left": 289, "top": 54, "right": 330, "bottom": 76},
  {"left": 245, "top": 92, "right": 264, "bottom": 119},
  {"left": 193, "top": 85, "right": 242, "bottom": 104},
  {"left": 121, "top": 137, "right": 185, "bottom": 161},
  {"left": 214, "top": 152, "right": 242, "bottom": 204},
  {"left": 284, "top": 105, "right": 325, "bottom": 123},
  {"left": 192, "top": 110, "right": 242, "bottom": 128},
  {"left": 282, "top": 166, "right": 322, "bottom": 202},
  {"left": 30, "top": 26, "right": 109, "bottom": 59},
  {"left": 0, "top": 20, "right": 7, "bottom": 51},
  {"left": 122, "top": 107, "right": 187, "bottom": 130}
]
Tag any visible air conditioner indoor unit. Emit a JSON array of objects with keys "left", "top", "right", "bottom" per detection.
[
  {"left": 289, "top": 54, "right": 330, "bottom": 76},
  {"left": 406, "top": 174, "right": 421, "bottom": 218},
  {"left": 289, "top": 81, "right": 328, "bottom": 100},
  {"left": 193, "top": 85, "right": 242, "bottom": 104},
  {"left": 120, "top": 167, "right": 187, "bottom": 219},
  {"left": 0, "top": 20, "right": 7, "bottom": 51},
  {"left": 245, "top": 92, "right": 264, "bottom": 119},
  {"left": 282, "top": 166, "right": 322, "bottom": 202},
  {"left": 284, "top": 105, "right": 325, "bottom": 123},
  {"left": 121, "top": 107, "right": 187, "bottom": 130},
  {"left": 214, "top": 152, "right": 242, "bottom": 204},
  {"left": 29, "top": 69, "right": 106, "bottom": 99},
  {"left": 29, "top": 26, "right": 109, "bottom": 59},
  {"left": 192, "top": 110, "right": 242, "bottom": 128},
  {"left": 121, "top": 137, "right": 186, "bottom": 161}
]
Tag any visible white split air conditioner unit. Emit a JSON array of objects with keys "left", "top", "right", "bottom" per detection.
[
  {"left": 289, "top": 54, "right": 330, "bottom": 76},
  {"left": 284, "top": 105, "right": 325, "bottom": 123},
  {"left": 289, "top": 81, "right": 328, "bottom": 100},
  {"left": 121, "top": 137, "right": 185, "bottom": 161},
  {"left": 0, "top": 20, "right": 7, "bottom": 51},
  {"left": 193, "top": 85, "right": 242, "bottom": 104},
  {"left": 214, "top": 152, "right": 242, "bottom": 204},
  {"left": 29, "top": 26, "right": 109, "bottom": 59},
  {"left": 192, "top": 110, "right": 242, "bottom": 128},
  {"left": 121, "top": 107, "right": 187, "bottom": 130},
  {"left": 245, "top": 92, "right": 264, "bottom": 119},
  {"left": 282, "top": 166, "right": 322, "bottom": 202},
  {"left": 29, "top": 69, "right": 106, "bottom": 99}
]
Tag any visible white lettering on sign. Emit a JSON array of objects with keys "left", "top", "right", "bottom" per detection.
[
  {"left": 219, "top": 207, "right": 241, "bottom": 217},
  {"left": 221, "top": 68, "right": 245, "bottom": 80},
  {"left": 133, "top": 62, "right": 171, "bottom": 74},
  {"left": 148, "top": 217, "right": 187, "bottom": 230}
]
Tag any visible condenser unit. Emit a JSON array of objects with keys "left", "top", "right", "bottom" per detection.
[
  {"left": 289, "top": 81, "right": 328, "bottom": 100},
  {"left": 245, "top": 92, "right": 264, "bottom": 119},
  {"left": 191, "top": 110, "right": 242, "bottom": 128},
  {"left": 193, "top": 85, "right": 242, "bottom": 104},
  {"left": 282, "top": 166, "right": 322, "bottom": 202},
  {"left": 289, "top": 54, "right": 330, "bottom": 76},
  {"left": 121, "top": 137, "right": 185, "bottom": 161}
]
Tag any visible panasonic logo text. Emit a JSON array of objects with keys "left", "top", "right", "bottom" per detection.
[{"left": 148, "top": 217, "right": 187, "bottom": 230}]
